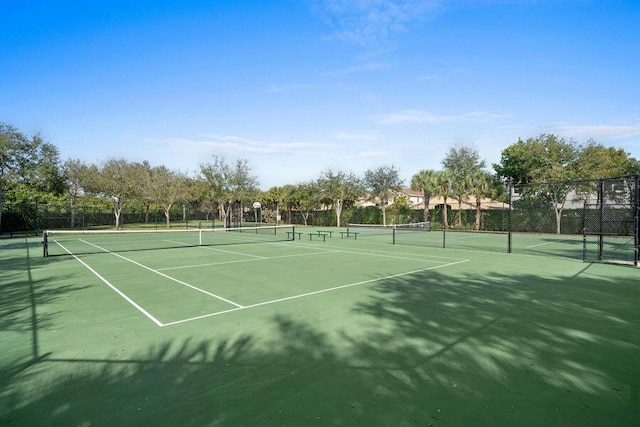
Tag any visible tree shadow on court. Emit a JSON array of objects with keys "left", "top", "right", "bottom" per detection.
[
  {"left": 0, "top": 238, "right": 85, "bottom": 334},
  {"left": 342, "top": 266, "right": 640, "bottom": 425},
  {"left": 1, "top": 329, "right": 395, "bottom": 426},
  {"left": 0, "top": 237, "right": 90, "bottom": 398},
  {"left": 1, "top": 265, "right": 639, "bottom": 426}
]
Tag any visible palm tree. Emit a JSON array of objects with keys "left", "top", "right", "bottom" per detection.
[
  {"left": 467, "top": 171, "right": 490, "bottom": 231},
  {"left": 263, "top": 186, "right": 284, "bottom": 224},
  {"left": 434, "top": 170, "right": 453, "bottom": 229},
  {"left": 450, "top": 174, "right": 468, "bottom": 227},
  {"left": 410, "top": 169, "right": 438, "bottom": 224},
  {"left": 468, "top": 171, "right": 506, "bottom": 231},
  {"left": 442, "top": 144, "right": 486, "bottom": 228}
]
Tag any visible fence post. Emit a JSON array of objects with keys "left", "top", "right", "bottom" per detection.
[
  {"left": 599, "top": 179, "right": 604, "bottom": 261},
  {"left": 582, "top": 201, "right": 587, "bottom": 262},
  {"left": 635, "top": 175, "right": 639, "bottom": 266},
  {"left": 508, "top": 180, "right": 513, "bottom": 254}
]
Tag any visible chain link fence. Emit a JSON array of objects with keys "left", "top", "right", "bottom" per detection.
[
  {"left": 510, "top": 176, "right": 638, "bottom": 265},
  {"left": 3, "top": 177, "right": 638, "bottom": 265}
]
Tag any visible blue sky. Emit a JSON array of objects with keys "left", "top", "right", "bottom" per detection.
[{"left": 2, "top": 0, "right": 639, "bottom": 189}]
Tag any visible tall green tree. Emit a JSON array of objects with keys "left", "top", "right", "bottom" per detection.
[
  {"left": 442, "top": 144, "right": 486, "bottom": 227},
  {"left": 575, "top": 142, "right": 640, "bottom": 180},
  {"left": 292, "top": 181, "right": 321, "bottom": 226},
  {"left": 317, "top": 169, "right": 363, "bottom": 228},
  {"left": 226, "top": 158, "right": 260, "bottom": 207},
  {"left": 364, "top": 165, "right": 403, "bottom": 226},
  {"left": 1, "top": 123, "right": 64, "bottom": 229},
  {"left": 199, "top": 155, "right": 227, "bottom": 222},
  {"left": 279, "top": 184, "right": 297, "bottom": 224},
  {"left": 493, "top": 134, "right": 580, "bottom": 234},
  {"left": 493, "top": 134, "right": 580, "bottom": 185},
  {"left": 63, "top": 159, "right": 91, "bottom": 228},
  {"left": 134, "top": 161, "right": 154, "bottom": 223},
  {"left": 199, "top": 155, "right": 259, "bottom": 227},
  {"left": 149, "top": 166, "right": 189, "bottom": 228},
  {"left": 571, "top": 141, "right": 640, "bottom": 205},
  {"left": 190, "top": 176, "right": 218, "bottom": 223},
  {"left": 84, "top": 158, "right": 144, "bottom": 228},
  {"left": 410, "top": 169, "right": 438, "bottom": 224}
]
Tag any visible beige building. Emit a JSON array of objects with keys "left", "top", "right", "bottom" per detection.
[
  {"left": 399, "top": 188, "right": 509, "bottom": 211},
  {"left": 354, "top": 188, "right": 508, "bottom": 211}
]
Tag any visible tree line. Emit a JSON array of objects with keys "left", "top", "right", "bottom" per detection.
[{"left": 2, "top": 122, "right": 639, "bottom": 233}]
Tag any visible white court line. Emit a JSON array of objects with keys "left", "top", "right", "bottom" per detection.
[
  {"left": 327, "top": 245, "right": 468, "bottom": 263},
  {"left": 80, "top": 239, "right": 244, "bottom": 309},
  {"left": 161, "top": 258, "right": 470, "bottom": 327},
  {"left": 334, "top": 249, "right": 445, "bottom": 264},
  {"left": 157, "top": 250, "right": 340, "bottom": 271},
  {"left": 524, "top": 237, "right": 576, "bottom": 249},
  {"left": 55, "top": 241, "right": 164, "bottom": 326}
]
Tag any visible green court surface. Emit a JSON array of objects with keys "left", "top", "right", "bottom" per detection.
[{"left": 1, "top": 228, "right": 639, "bottom": 426}]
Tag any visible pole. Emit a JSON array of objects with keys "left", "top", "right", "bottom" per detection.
[{"left": 508, "top": 180, "right": 513, "bottom": 253}]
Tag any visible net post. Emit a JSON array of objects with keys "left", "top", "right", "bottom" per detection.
[
  {"left": 198, "top": 229, "right": 203, "bottom": 246},
  {"left": 392, "top": 225, "right": 396, "bottom": 244}
]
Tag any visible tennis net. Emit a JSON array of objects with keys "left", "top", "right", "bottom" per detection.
[
  {"left": 43, "top": 225, "right": 295, "bottom": 257},
  {"left": 347, "top": 222, "right": 431, "bottom": 241},
  {"left": 391, "top": 221, "right": 431, "bottom": 244},
  {"left": 346, "top": 223, "right": 395, "bottom": 236}
]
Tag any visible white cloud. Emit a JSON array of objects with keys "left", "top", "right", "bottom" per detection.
[
  {"left": 549, "top": 123, "right": 640, "bottom": 141},
  {"left": 375, "top": 109, "right": 512, "bottom": 125},
  {"left": 324, "top": 61, "right": 390, "bottom": 77},
  {"left": 416, "top": 74, "right": 440, "bottom": 81},
  {"left": 357, "top": 150, "right": 389, "bottom": 158},
  {"left": 335, "top": 130, "right": 379, "bottom": 141},
  {"left": 416, "top": 69, "right": 465, "bottom": 81},
  {"left": 313, "top": 0, "right": 441, "bottom": 48},
  {"left": 154, "top": 135, "right": 335, "bottom": 156},
  {"left": 266, "top": 83, "right": 317, "bottom": 93}
]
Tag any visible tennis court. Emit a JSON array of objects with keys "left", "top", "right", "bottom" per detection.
[{"left": 2, "top": 226, "right": 639, "bottom": 425}]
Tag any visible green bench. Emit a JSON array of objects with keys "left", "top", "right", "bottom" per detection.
[
  {"left": 308, "top": 232, "right": 327, "bottom": 241},
  {"left": 339, "top": 231, "right": 359, "bottom": 239},
  {"left": 286, "top": 231, "right": 303, "bottom": 240}
]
